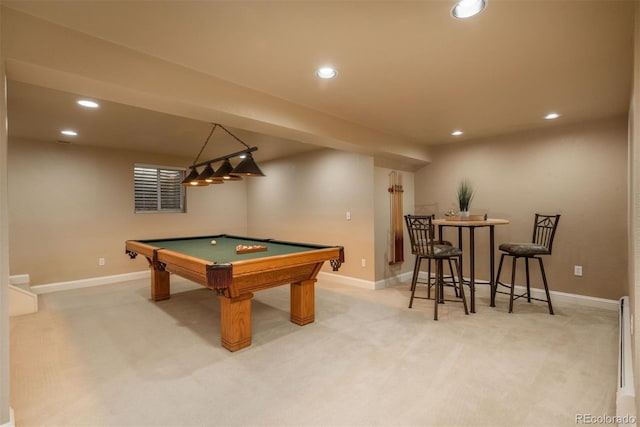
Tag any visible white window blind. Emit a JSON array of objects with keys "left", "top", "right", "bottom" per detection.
[{"left": 134, "top": 165, "right": 186, "bottom": 213}]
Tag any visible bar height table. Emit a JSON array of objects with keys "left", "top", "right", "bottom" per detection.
[{"left": 432, "top": 218, "right": 510, "bottom": 313}]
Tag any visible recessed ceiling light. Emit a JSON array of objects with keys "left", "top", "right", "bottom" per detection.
[
  {"left": 451, "top": 130, "right": 464, "bottom": 136},
  {"left": 544, "top": 113, "right": 561, "bottom": 120},
  {"left": 60, "top": 130, "right": 78, "bottom": 136},
  {"left": 451, "top": 0, "right": 486, "bottom": 19},
  {"left": 316, "top": 67, "right": 337, "bottom": 79},
  {"left": 77, "top": 99, "right": 99, "bottom": 108}
]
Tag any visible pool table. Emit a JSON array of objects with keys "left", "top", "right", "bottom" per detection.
[{"left": 125, "top": 234, "right": 344, "bottom": 351}]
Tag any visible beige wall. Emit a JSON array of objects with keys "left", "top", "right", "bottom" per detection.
[
  {"left": 630, "top": 0, "right": 640, "bottom": 411},
  {"left": 373, "top": 166, "right": 415, "bottom": 283},
  {"left": 0, "top": 3, "right": 11, "bottom": 421},
  {"left": 8, "top": 139, "right": 414, "bottom": 287},
  {"left": 12, "top": 117, "right": 627, "bottom": 297},
  {"left": 415, "top": 116, "right": 628, "bottom": 301},
  {"left": 247, "top": 149, "right": 375, "bottom": 281},
  {"left": 8, "top": 137, "right": 248, "bottom": 285}
]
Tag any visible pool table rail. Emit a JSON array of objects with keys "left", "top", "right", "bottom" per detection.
[{"left": 125, "top": 240, "right": 343, "bottom": 294}]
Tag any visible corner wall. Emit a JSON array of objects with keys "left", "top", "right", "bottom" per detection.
[
  {"left": 0, "top": 2, "right": 12, "bottom": 423},
  {"left": 373, "top": 166, "right": 415, "bottom": 283},
  {"left": 246, "top": 149, "right": 375, "bottom": 282},
  {"left": 415, "top": 116, "right": 628, "bottom": 301},
  {"left": 8, "top": 137, "right": 248, "bottom": 285},
  {"left": 630, "top": 0, "right": 640, "bottom": 412}
]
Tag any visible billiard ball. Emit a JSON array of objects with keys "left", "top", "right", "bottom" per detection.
[{"left": 210, "top": 240, "right": 217, "bottom": 245}]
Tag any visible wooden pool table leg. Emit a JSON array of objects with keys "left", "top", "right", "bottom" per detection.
[
  {"left": 150, "top": 267, "right": 170, "bottom": 301},
  {"left": 218, "top": 293, "right": 253, "bottom": 352},
  {"left": 290, "top": 279, "right": 316, "bottom": 325}
]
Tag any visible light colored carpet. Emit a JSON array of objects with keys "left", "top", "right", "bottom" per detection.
[{"left": 10, "top": 276, "right": 617, "bottom": 426}]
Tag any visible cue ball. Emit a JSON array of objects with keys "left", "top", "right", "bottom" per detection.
[{"left": 210, "top": 240, "right": 217, "bottom": 245}]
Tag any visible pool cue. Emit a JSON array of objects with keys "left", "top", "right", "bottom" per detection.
[{"left": 388, "top": 171, "right": 404, "bottom": 264}]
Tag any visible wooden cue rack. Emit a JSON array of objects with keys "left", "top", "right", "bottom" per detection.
[{"left": 388, "top": 171, "right": 404, "bottom": 264}]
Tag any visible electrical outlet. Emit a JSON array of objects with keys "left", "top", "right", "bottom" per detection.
[
  {"left": 361, "top": 258, "right": 366, "bottom": 267},
  {"left": 99, "top": 257, "right": 105, "bottom": 266},
  {"left": 346, "top": 211, "right": 351, "bottom": 221},
  {"left": 574, "top": 265, "right": 582, "bottom": 276}
]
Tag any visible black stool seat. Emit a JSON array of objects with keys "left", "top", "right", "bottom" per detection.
[
  {"left": 411, "top": 238, "right": 461, "bottom": 299},
  {"left": 432, "top": 245, "right": 462, "bottom": 257},
  {"left": 498, "top": 243, "right": 549, "bottom": 256}
]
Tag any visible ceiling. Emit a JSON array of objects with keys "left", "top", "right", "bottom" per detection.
[
  {"left": 3, "top": 0, "right": 636, "bottom": 164},
  {"left": 7, "top": 81, "right": 320, "bottom": 162}
]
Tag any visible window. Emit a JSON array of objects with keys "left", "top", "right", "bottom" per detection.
[{"left": 134, "top": 164, "right": 186, "bottom": 213}]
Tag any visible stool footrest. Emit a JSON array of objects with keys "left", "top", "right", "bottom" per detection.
[{"left": 493, "top": 289, "right": 550, "bottom": 303}]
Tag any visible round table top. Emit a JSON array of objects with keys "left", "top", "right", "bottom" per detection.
[{"left": 432, "top": 218, "right": 510, "bottom": 226}]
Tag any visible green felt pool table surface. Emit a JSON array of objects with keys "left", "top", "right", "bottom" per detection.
[{"left": 139, "top": 235, "right": 326, "bottom": 264}]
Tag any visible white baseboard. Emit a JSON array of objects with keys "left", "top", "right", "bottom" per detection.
[
  {"left": 9, "top": 274, "right": 30, "bottom": 286},
  {"left": 419, "top": 272, "right": 618, "bottom": 311},
  {"left": 26, "top": 268, "right": 618, "bottom": 310},
  {"left": 30, "top": 270, "right": 393, "bottom": 293},
  {"left": 0, "top": 408, "right": 15, "bottom": 427},
  {"left": 369, "top": 270, "right": 617, "bottom": 311},
  {"left": 496, "top": 282, "right": 618, "bottom": 311},
  {"left": 617, "top": 296, "right": 636, "bottom": 422},
  {"left": 376, "top": 271, "right": 414, "bottom": 289},
  {"left": 30, "top": 271, "right": 150, "bottom": 294},
  {"left": 32, "top": 270, "right": 387, "bottom": 293},
  {"left": 318, "top": 271, "right": 378, "bottom": 289},
  {"left": 318, "top": 271, "right": 414, "bottom": 290}
]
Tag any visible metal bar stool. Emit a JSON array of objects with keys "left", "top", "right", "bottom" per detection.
[
  {"left": 405, "top": 215, "right": 468, "bottom": 320},
  {"left": 492, "top": 214, "right": 560, "bottom": 314},
  {"left": 407, "top": 215, "right": 461, "bottom": 300}
]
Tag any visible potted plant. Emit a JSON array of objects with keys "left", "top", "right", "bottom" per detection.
[{"left": 457, "top": 179, "right": 474, "bottom": 216}]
